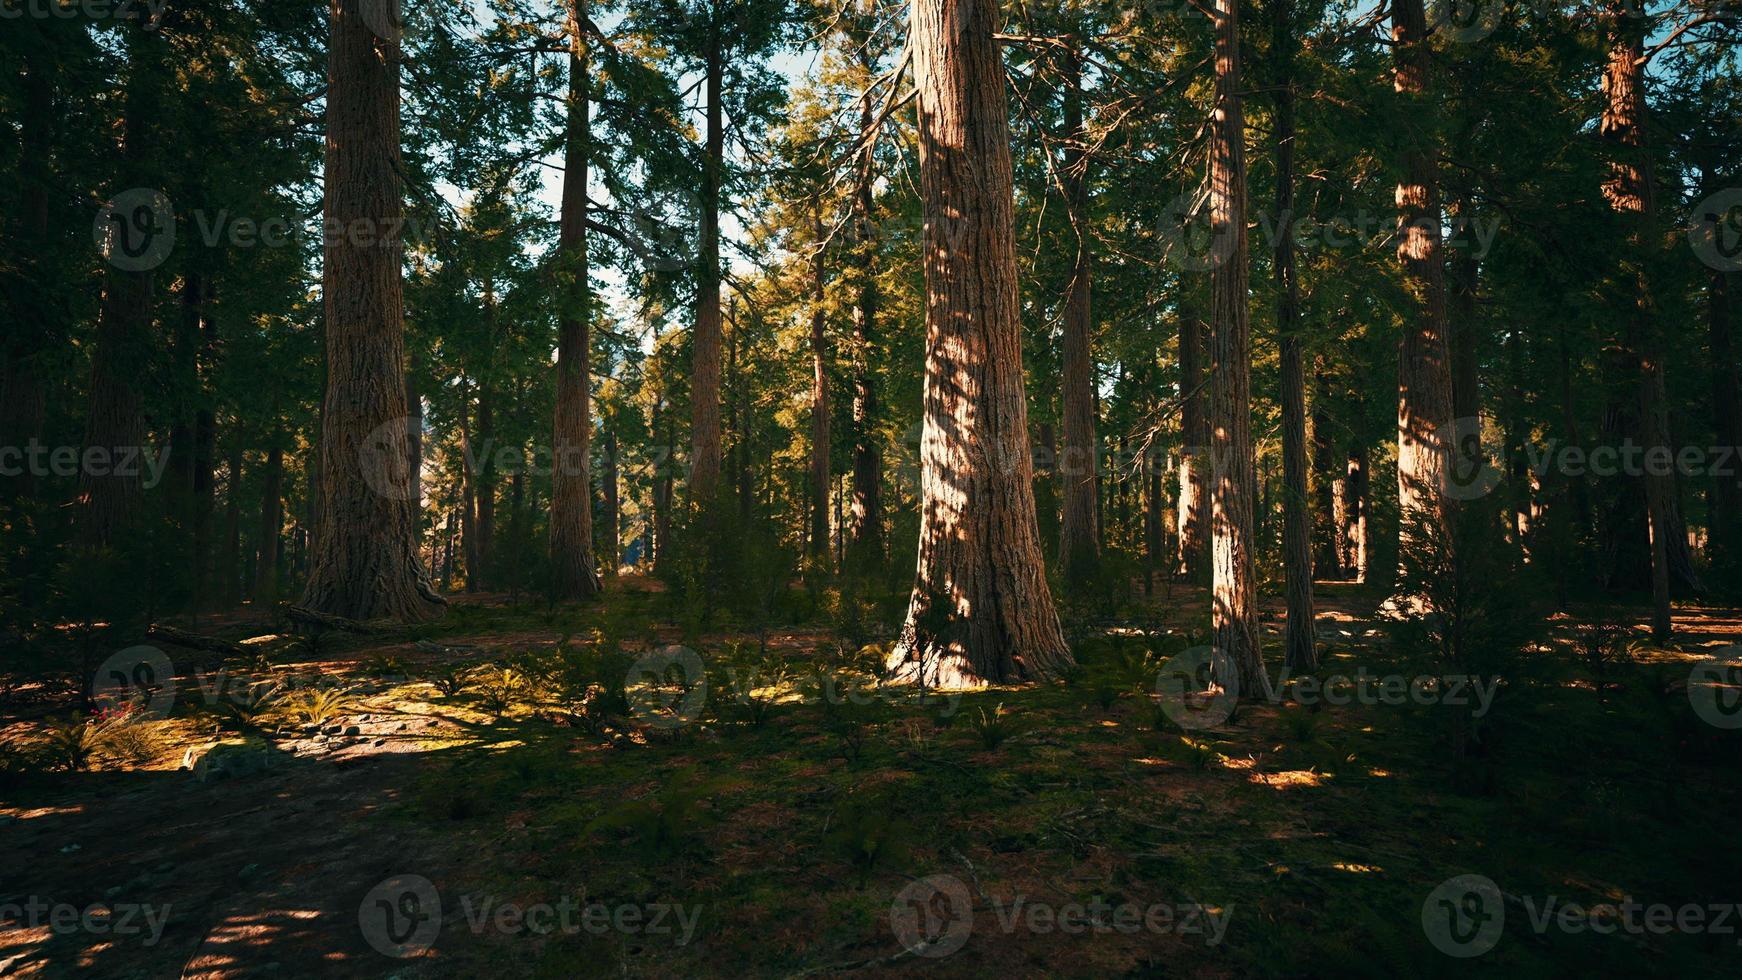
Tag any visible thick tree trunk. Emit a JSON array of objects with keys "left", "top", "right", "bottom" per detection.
[
  {"left": 1208, "top": 0, "right": 1263, "bottom": 693},
  {"left": 405, "top": 360, "right": 422, "bottom": 519},
  {"left": 1176, "top": 288, "right": 1210, "bottom": 579},
  {"left": 1271, "top": 0, "right": 1315, "bottom": 672},
  {"left": 1599, "top": 6, "right": 1673, "bottom": 641},
  {"left": 550, "top": 0, "right": 603, "bottom": 601},
  {"left": 689, "top": 25, "right": 726, "bottom": 506},
  {"left": 0, "top": 51, "right": 51, "bottom": 491},
  {"left": 300, "top": 0, "right": 443, "bottom": 622},
  {"left": 848, "top": 80, "right": 884, "bottom": 569},
  {"left": 1391, "top": 0, "right": 1455, "bottom": 557},
  {"left": 809, "top": 215, "right": 832, "bottom": 563},
  {"left": 255, "top": 441, "right": 283, "bottom": 602},
  {"left": 887, "top": 0, "right": 1072, "bottom": 687},
  {"left": 1449, "top": 193, "right": 1481, "bottom": 428},
  {"left": 80, "top": 28, "right": 162, "bottom": 549},
  {"left": 1059, "top": 46, "right": 1101, "bottom": 581}
]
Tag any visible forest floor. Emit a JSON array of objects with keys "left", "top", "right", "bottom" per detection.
[{"left": 3, "top": 581, "right": 1741, "bottom": 978}]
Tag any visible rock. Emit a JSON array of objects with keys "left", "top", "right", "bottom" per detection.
[
  {"left": 192, "top": 738, "right": 279, "bottom": 783},
  {"left": 342, "top": 725, "right": 360, "bottom": 737},
  {"left": 59, "top": 844, "right": 80, "bottom": 854},
  {"left": 371, "top": 738, "right": 386, "bottom": 747},
  {"left": 239, "top": 863, "right": 260, "bottom": 880}
]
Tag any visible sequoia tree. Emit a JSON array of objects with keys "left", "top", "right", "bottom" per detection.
[
  {"left": 549, "top": 0, "right": 603, "bottom": 601},
  {"left": 300, "top": 0, "right": 444, "bottom": 622},
  {"left": 886, "top": 0, "right": 1073, "bottom": 687}
]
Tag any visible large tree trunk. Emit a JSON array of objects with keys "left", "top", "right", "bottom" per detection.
[
  {"left": 549, "top": 0, "right": 603, "bottom": 601},
  {"left": 300, "top": 0, "right": 443, "bottom": 622},
  {"left": 405, "top": 358, "right": 422, "bottom": 519},
  {"left": 80, "top": 28, "right": 162, "bottom": 549},
  {"left": 0, "top": 51, "right": 51, "bottom": 492},
  {"left": 1599, "top": 5, "right": 1673, "bottom": 641},
  {"left": 1206, "top": 0, "right": 1263, "bottom": 693},
  {"left": 1176, "top": 287, "right": 1210, "bottom": 579},
  {"left": 1391, "top": 0, "right": 1455, "bottom": 558},
  {"left": 1058, "top": 45, "right": 1101, "bottom": 581},
  {"left": 847, "top": 75, "right": 884, "bottom": 569},
  {"left": 255, "top": 441, "right": 284, "bottom": 603},
  {"left": 1449, "top": 192, "right": 1481, "bottom": 428},
  {"left": 886, "top": 0, "right": 1072, "bottom": 687},
  {"left": 809, "top": 215, "right": 832, "bottom": 563},
  {"left": 689, "top": 24, "right": 726, "bottom": 506},
  {"left": 1271, "top": 0, "right": 1315, "bottom": 672}
]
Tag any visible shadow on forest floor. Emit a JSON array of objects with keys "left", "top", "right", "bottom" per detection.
[{"left": 3, "top": 579, "right": 1742, "bottom": 977}]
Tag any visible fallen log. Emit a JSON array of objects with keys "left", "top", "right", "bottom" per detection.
[
  {"left": 145, "top": 623, "right": 246, "bottom": 658},
  {"left": 282, "top": 604, "right": 410, "bottom": 636}
]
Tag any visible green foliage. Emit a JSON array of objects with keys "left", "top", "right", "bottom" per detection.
[
  {"left": 968, "top": 702, "right": 1025, "bottom": 751},
  {"left": 823, "top": 792, "right": 914, "bottom": 887},
  {"left": 285, "top": 686, "right": 357, "bottom": 728},
  {"left": 587, "top": 780, "right": 723, "bottom": 865}
]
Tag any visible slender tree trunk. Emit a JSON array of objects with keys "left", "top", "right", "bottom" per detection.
[
  {"left": 1177, "top": 287, "right": 1210, "bottom": 579},
  {"left": 1449, "top": 193, "right": 1481, "bottom": 428},
  {"left": 301, "top": 0, "right": 442, "bottom": 621},
  {"left": 255, "top": 441, "right": 284, "bottom": 603},
  {"left": 222, "top": 447, "right": 243, "bottom": 607},
  {"left": 1346, "top": 447, "right": 1369, "bottom": 582},
  {"left": 602, "top": 428, "right": 620, "bottom": 575},
  {"left": 809, "top": 214, "right": 832, "bottom": 564},
  {"left": 887, "top": 0, "right": 1073, "bottom": 687},
  {"left": 689, "top": 23, "right": 726, "bottom": 506},
  {"left": 1207, "top": 0, "right": 1263, "bottom": 692},
  {"left": 1271, "top": 0, "right": 1315, "bottom": 671},
  {"left": 1709, "top": 268, "right": 1740, "bottom": 562},
  {"left": 848, "top": 75, "right": 884, "bottom": 569},
  {"left": 1059, "top": 45, "right": 1101, "bottom": 580},
  {"left": 1599, "top": 5, "right": 1674, "bottom": 641},
  {"left": 1311, "top": 364, "right": 1340, "bottom": 576},
  {"left": 550, "top": 0, "right": 603, "bottom": 600},
  {"left": 1391, "top": 0, "right": 1455, "bottom": 559},
  {"left": 459, "top": 383, "right": 479, "bottom": 592}
]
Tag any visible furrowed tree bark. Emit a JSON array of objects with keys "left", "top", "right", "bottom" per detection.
[
  {"left": 1346, "top": 446, "right": 1369, "bottom": 581},
  {"left": 1599, "top": 3, "right": 1673, "bottom": 641},
  {"left": 689, "top": 20, "right": 726, "bottom": 507},
  {"left": 80, "top": 25, "right": 161, "bottom": 549},
  {"left": 1176, "top": 286, "right": 1210, "bottom": 579},
  {"left": 887, "top": 0, "right": 1073, "bottom": 687},
  {"left": 549, "top": 0, "right": 603, "bottom": 601},
  {"left": 1391, "top": 0, "right": 1454, "bottom": 561},
  {"left": 1271, "top": 0, "right": 1315, "bottom": 672},
  {"left": 1208, "top": 0, "right": 1263, "bottom": 693},
  {"left": 300, "top": 0, "right": 443, "bottom": 622},
  {"left": 1059, "top": 44, "right": 1101, "bottom": 582}
]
